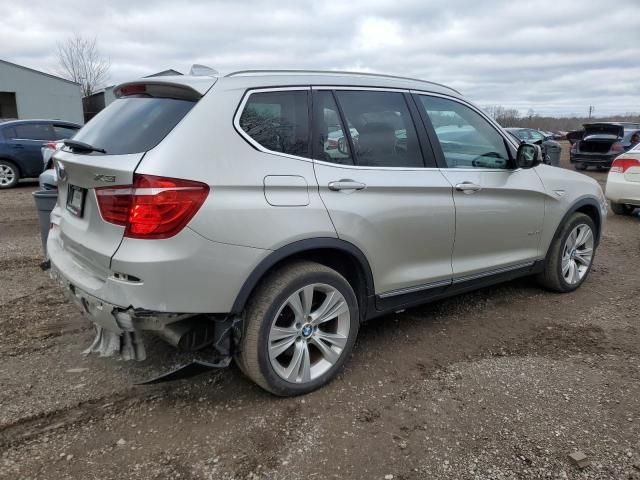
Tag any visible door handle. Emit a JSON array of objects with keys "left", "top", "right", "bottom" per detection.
[
  {"left": 328, "top": 179, "right": 366, "bottom": 191},
  {"left": 11, "top": 144, "right": 24, "bottom": 149},
  {"left": 455, "top": 182, "right": 482, "bottom": 194}
]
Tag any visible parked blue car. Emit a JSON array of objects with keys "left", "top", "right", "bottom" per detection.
[{"left": 0, "top": 119, "right": 80, "bottom": 189}]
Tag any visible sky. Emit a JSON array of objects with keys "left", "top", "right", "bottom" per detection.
[{"left": 1, "top": 0, "right": 639, "bottom": 117}]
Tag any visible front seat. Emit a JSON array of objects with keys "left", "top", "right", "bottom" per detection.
[{"left": 356, "top": 122, "right": 397, "bottom": 166}]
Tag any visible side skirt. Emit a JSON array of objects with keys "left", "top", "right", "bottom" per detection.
[{"left": 367, "top": 260, "right": 544, "bottom": 320}]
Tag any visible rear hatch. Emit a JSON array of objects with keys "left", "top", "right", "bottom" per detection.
[
  {"left": 51, "top": 79, "right": 214, "bottom": 277},
  {"left": 578, "top": 123, "right": 624, "bottom": 154}
]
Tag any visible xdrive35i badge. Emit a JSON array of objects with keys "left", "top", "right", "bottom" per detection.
[{"left": 94, "top": 174, "right": 116, "bottom": 183}]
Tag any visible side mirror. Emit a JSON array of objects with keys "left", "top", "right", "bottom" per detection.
[{"left": 516, "top": 143, "right": 542, "bottom": 169}]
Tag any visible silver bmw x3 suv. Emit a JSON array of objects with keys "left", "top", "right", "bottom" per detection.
[{"left": 48, "top": 69, "right": 607, "bottom": 395}]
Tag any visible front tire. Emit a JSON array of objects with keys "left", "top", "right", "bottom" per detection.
[
  {"left": 0, "top": 160, "right": 19, "bottom": 189},
  {"left": 236, "top": 261, "right": 359, "bottom": 396},
  {"left": 610, "top": 202, "right": 634, "bottom": 215},
  {"left": 537, "top": 213, "right": 596, "bottom": 292}
]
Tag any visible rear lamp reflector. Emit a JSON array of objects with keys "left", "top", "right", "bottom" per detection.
[
  {"left": 610, "top": 157, "right": 640, "bottom": 174},
  {"left": 96, "top": 174, "right": 209, "bottom": 239}
]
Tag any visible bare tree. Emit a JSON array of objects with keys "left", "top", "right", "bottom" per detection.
[
  {"left": 57, "top": 34, "right": 110, "bottom": 97},
  {"left": 484, "top": 105, "right": 520, "bottom": 127},
  {"left": 485, "top": 104, "right": 640, "bottom": 132}
]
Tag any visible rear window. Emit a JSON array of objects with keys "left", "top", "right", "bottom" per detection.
[
  {"left": 53, "top": 125, "right": 79, "bottom": 140},
  {"left": 72, "top": 96, "right": 195, "bottom": 155}
]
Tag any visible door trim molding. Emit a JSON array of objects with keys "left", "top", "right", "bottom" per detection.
[
  {"left": 451, "top": 261, "right": 536, "bottom": 284},
  {"left": 378, "top": 279, "right": 452, "bottom": 298},
  {"left": 372, "top": 260, "right": 544, "bottom": 319}
]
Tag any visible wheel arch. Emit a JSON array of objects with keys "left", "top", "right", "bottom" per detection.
[
  {"left": 230, "top": 238, "right": 375, "bottom": 321},
  {"left": 0, "top": 157, "right": 22, "bottom": 175},
  {"left": 545, "top": 196, "right": 602, "bottom": 258}
]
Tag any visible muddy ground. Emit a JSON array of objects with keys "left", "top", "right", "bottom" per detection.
[{"left": 1, "top": 147, "right": 639, "bottom": 479}]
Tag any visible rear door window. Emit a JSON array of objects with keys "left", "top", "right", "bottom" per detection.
[
  {"left": 334, "top": 90, "right": 424, "bottom": 168},
  {"left": 1, "top": 127, "right": 16, "bottom": 140},
  {"left": 312, "top": 90, "right": 352, "bottom": 165},
  {"left": 239, "top": 90, "right": 310, "bottom": 158},
  {"left": 72, "top": 95, "right": 196, "bottom": 155},
  {"left": 14, "top": 123, "right": 54, "bottom": 140}
]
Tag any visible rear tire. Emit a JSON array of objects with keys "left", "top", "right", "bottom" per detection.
[
  {"left": 0, "top": 160, "right": 19, "bottom": 189},
  {"left": 537, "top": 213, "right": 596, "bottom": 293},
  {"left": 610, "top": 202, "right": 634, "bottom": 215},
  {"left": 574, "top": 163, "right": 587, "bottom": 171},
  {"left": 236, "top": 261, "right": 359, "bottom": 396}
]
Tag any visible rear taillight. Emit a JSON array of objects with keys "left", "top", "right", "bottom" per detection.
[
  {"left": 96, "top": 174, "right": 209, "bottom": 239},
  {"left": 610, "top": 157, "right": 640, "bottom": 173},
  {"left": 44, "top": 142, "right": 58, "bottom": 150},
  {"left": 611, "top": 142, "right": 624, "bottom": 153}
]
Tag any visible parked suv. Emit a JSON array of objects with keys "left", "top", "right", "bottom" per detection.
[
  {"left": 0, "top": 119, "right": 80, "bottom": 188},
  {"left": 47, "top": 70, "right": 606, "bottom": 395}
]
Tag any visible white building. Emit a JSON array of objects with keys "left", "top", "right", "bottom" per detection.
[{"left": 0, "top": 59, "right": 84, "bottom": 124}]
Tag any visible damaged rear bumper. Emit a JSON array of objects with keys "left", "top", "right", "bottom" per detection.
[{"left": 49, "top": 264, "right": 237, "bottom": 366}]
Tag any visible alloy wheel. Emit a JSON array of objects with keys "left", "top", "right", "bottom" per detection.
[
  {"left": 561, "top": 223, "right": 594, "bottom": 285},
  {"left": 0, "top": 164, "right": 16, "bottom": 186},
  {"left": 268, "top": 283, "right": 350, "bottom": 383}
]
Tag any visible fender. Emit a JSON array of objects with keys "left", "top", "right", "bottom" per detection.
[
  {"left": 230, "top": 237, "right": 375, "bottom": 315},
  {"left": 545, "top": 196, "right": 603, "bottom": 257}
]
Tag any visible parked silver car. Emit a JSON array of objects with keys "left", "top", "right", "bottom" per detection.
[{"left": 47, "top": 69, "right": 607, "bottom": 395}]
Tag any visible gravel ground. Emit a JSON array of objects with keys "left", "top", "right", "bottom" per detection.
[{"left": 1, "top": 147, "right": 639, "bottom": 479}]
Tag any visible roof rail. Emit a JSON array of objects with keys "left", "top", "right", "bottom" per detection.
[{"left": 224, "top": 69, "right": 460, "bottom": 94}]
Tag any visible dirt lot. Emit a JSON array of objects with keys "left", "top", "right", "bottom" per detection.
[{"left": 1, "top": 147, "right": 639, "bottom": 480}]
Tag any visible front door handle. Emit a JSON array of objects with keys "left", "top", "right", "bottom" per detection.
[
  {"left": 328, "top": 179, "right": 366, "bottom": 191},
  {"left": 455, "top": 182, "right": 482, "bottom": 194},
  {"left": 11, "top": 144, "right": 25, "bottom": 149}
]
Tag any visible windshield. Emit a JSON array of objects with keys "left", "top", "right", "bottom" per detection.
[{"left": 72, "top": 95, "right": 196, "bottom": 155}]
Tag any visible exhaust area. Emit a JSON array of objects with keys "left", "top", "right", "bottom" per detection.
[{"left": 153, "top": 317, "right": 218, "bottom": 351}]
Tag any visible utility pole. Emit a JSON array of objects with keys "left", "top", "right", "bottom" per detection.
[{"left": 588, "top": 105, "right": 594, "bottom": 118}]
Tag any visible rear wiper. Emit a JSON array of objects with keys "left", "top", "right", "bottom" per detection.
[{"left": 63, "top": 139, "right": 107, "bottom": 154}]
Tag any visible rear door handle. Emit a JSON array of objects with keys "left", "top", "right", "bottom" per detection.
[
  {"left": 11, "top": 144, "right": 24, "bottom": 149},
  {"left": 328, "top": 179, "right": 366, "bottom": 191},
  {"left": 455, "top": 182, "right": 482, "bottom": 194}
]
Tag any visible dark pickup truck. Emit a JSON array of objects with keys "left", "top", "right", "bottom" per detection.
[{"left": 568, "top": 122, "right": 640, "bottom": 170}]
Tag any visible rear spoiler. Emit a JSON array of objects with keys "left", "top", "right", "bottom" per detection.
[{"left": 114, "top": 76, "right": 217, "bottom": 101}]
